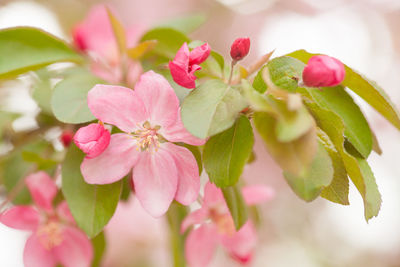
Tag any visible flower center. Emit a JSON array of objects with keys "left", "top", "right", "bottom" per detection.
[
  {"left": 37, "top": 221, "right": 64, "bottom": 250},
  {"left": 132, "top": 122, "right": 161, "bottom": 152},
  {"left": 209, "top": 207, "right": 236, "bottom": 236}
]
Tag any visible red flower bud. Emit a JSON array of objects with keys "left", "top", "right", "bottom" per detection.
[
  {"left": 60, "top": 130, "right": 74, "bottom": 147},
  {"left": 74, "top": 123, "right": 111, "bottom": 158},
  {"left": 302, "top": 55, "right": 345, "bottom": 87},
  {"left": 230, "top": 37, "right": 250, "bottom": 61}
]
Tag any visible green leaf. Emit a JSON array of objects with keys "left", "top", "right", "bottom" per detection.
[
  {"left": 317, "top": 129, "right": 349, "bottom": 205},
  {"left": 221, "top": 185, "right": 248, "bottom": 230},
  {"left": 301, "top": 85, "right": 373, "bottom": 158},
  {"left": 283, "top": 141, "right": 334, "bottom": 201},
  {"left": 127, "top": 40, "right": 158, "bottom": 60},
  {"left": 167, "top": 202, "right": 188, "bottom": 267},
  {"left": 253, "top": 111, "right": 317, "bottom": 175},
  {"left": 210, "top": 51, "right": 225, "bottom": 73},
  {"left": 106, "top": 8, "right": 127, "bottom": 54},
  {"left": 32, "top": 69, "right": 53, "bottom": 114},
  {"left": 287, "top": 49, "right": 400, "bottom": 130},
  {"left": 62, "top": 145, "right": 122, "bottom": 237},
  {"left": 306, "top": 102, "right": 381, "bottom": 221},
  {"left": 158, "top": 13, "right": 206, "bottom": 34},
  {"left": 252, "top": 65, "right": 267, "bottom": 93},
  {"left": 140, "top": 27, "right": 190, "bottom": 59},
  {"left": 51, "top": 71, "right": 101, "bottom": 124},
  {"left": 91, "top": 232, "right": 106, "bottom": 267},
  {"left": 0, "top": 27, "right": 82, "bottom": 78},
  {"left": 181, "top": 79, "right": 247, "bottom": 139},
  {"left": 204, "top": 115, "right": 253, "bottom": 187},
  {"left": 267, "top": 56, "right": 304, "bottom": 92}
]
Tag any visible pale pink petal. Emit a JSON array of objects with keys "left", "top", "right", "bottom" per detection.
[
  {"left": 160, "top": 108, "right": 206, "bottom": 146},
  {"left": 0, "top": 206, "right": 40, "bottom": 231},
  {"left": 23, "top": 233, "right": 56, "bottom": 267},
  {"left": 87, "top": 84, "right": 147, "bottom": 133},
  {"left": 126, "top": 25, "right": 147, "bottom": 48},
  {"left": 185, "top": 224, "right": 219, "bottom": 267},
  {"left": 132, "top": 149, "right": 178, "bottom": 217},
  {"left": 90, "top": 60, "right": 122, "bottom": 84},
  {"left": 81, "top": 133, "right": 139, "bottom": 184},
  {"left": 181, "top": 208, "right": 209, "bottom": 233},
  {"left": 26, "top": 171, "right": 57, "bottom": 211},
  {"left": 72, "top": 5, "right": 118, "bottom": 61},
  {"left": 53, "top": 226, "right": 93, "bottom": 267},
  {"left": 134, "top": 71, "right": 180, "bottom": 128},
  {"left": 56, "top": 201, "right": 75, "bottom": 224},
  {"left": 203, "top": 182, "right": 224, "bottom": 207},
  {"left": 161, "top": 143, "right": 200, "bottom": 205},
  {"left": 242, "top": 185, "right": 275, "bottom": 206},
  {"left": 126, "top": 60, "right": 143, "bottom": 88},
  {"left": 220, "top": 221, "right": 257, "bottom": 264},
  {"left": 189, "top": 43, "right": 211, "bottom": 65}
]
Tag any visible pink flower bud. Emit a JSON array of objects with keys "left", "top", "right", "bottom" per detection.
[
  {"left": 74, "top": 123, "right": 111, "bottom": 159},
  {"left": 230, "top": 37, "right": 250, "bottom": 61},
  {"left": 60, "top": 130, "right": 74, "bottom": 147},
  {"left": 302, "top": 55, "right": 345, "bottom": 87}
]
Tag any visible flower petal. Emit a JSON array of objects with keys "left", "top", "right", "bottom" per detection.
[
  {"left": 161, "top": 143, "right": 200, "bottom": 205},
  {"left": 132, "top": 149, "right": 178, "bottom": 217},
  {"left": 1, "top": 206, "right": 40, "bottom": 231},
  {"left": 203, "top": 182, "right": 224, "bottom": 207},
  {"left": 220, "top": 221, "right": 256, "bottom": 264},
  {"left": 134, "top": 71, "right": 180, "bottom": 128},
  {"left": 74, "top": 123, "right": 111, "bottom": 159},
  {"left": 242, "top": 185, "right": 275, "bottom": 206},
  {"left": 169, "top": 61, "right": 196, "bottom": 89},
  {"left": 87, "top": 84, "right": 147, "bottom": 133},
  {"left": 26, "top": 171, "right": 58, "bottom": 211},
  {"left": 185, "top": 224, "right": 219, "bottom": 267},
  {"left": 189, "top": 43, "right": 211, "bottom": 65},
  {"left": 56, "top": 201, "right": 75, "bottom": 224},
  {"left": 181, "top": 208, "right": 209, "bottom": 233},
  {"left": 53, "top": 226, "right": 93, "bottom": 267},
  {"left": 23, "top": 233, "right": 56, "bottom": 267},
  {"left": 160, "top": 109, "right": 206, "bottom": 146},
  {"left": 81, "top": 133, "right": 139, "bottom": 184}
]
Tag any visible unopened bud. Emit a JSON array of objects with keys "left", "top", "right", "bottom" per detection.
[
  {"left": 230, "top": 37, "right": 250, "bottom": 61},
  {"left": 302, "top": 55, "right": 345, "bottom": 87}
]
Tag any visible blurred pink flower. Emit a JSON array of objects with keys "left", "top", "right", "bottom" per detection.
[
  {"left": 182, "top": 182, "right": 274, "bottom": 267},
  {"left": 60, "top": 130, "right": 74, "bottom": 147},
  {"left": 0, "top": 171, "right": 93, "bottom": 267},
  {"left": 230, "top": 37, "right": 250, "bottom": 61},
  {"left": 74, "top": 123, "right": 111, "bottom": 159},
  {"left": 169, "top": 42, "right": 210, "bottom": 89},
  {"left": 302, "top": 55, "right": 345, "bottom": 87},
  {"left": 81, "top": 71, "right": 205, "bottom": 217},
  {"left": 72, "top": 5, "right": 145, "bottom": 86}
]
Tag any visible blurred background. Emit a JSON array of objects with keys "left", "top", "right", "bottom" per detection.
[{"left": 0, "top": 0, "right": 399, "bottom": 266}]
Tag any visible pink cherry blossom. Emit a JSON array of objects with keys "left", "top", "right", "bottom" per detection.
[
  {"left": 230, "top": 37, "right": 250, "bottom": 61},
  {"left": 72, "top": 5, "right": 145, "bottom": 86},
  {"left": 302, "top": 55, "right": 345, "bottom": 87},
  {"left": 181, "top": 182, "right": 274, "bottom": 267},
  {"left": 74, "top": 123, "right": 111, "bottom": 159},
  {"left": 0, "top": 171, "right": 93, "bottom": 267},
  {"left": 80, "top": 70, "right": 205, "bottom": 217},
  {"left": 169, "top": 42, "right": 211, "bottom": 89}
]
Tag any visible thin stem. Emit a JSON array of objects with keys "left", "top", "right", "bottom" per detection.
[{"left": 228, "top": 60, "right": 237, "bottom": 85}]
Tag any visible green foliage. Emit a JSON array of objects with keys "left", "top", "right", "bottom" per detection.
[
  {"left": 167, "top": 202, "right": 189, "bottom": 267},
  {"left": 0, "top": 27, "right": 82, "bottom": 78},
  {"left": 221, "top": 185, "right": 248, "bottom": 230},
  {"left": 181, "top": 79, "right": 247, "bottom": 139},
  {"left": 91, "top": 232, "right": 106, "bottom": 267},
  {"left": 140, "top": 27, "right": 190, "bottom": 59},
  {"left": 267, "top": 56, "right": 304, "bottom": 92},
  {"left": 204, "top": 115, "right": 254, "bottom": 187},
  {"left": 252, "top": 65, "right": 267, "bottom": 93},
  {"left": 51, "top": 70, "right": 101, "bottom": 124},
  {"left": 62, "top": 145, "right": 122, "bottom": 237},
  {"left": 287, "top": 49, "right": 400, "bottom": 130},
  {"left": 283, "top": 142, "right": 334, "bottom": 201}
]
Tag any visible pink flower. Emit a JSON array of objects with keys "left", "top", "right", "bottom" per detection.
[
  {"left": 72, "top": 5, "right": 145, "bottom": 86},
  {"left": 80, "top": 71, "right": 205, "bottom": 217},
  {"left": 74, "top": 123, "right": 111, "bottom": 159},
  {"left": 230, "top": 37, "right": 250, "bottom": 61},
  {"left": 0, "top": 171, "right": 93, "bottom": 267},
  {"left": 302, "top": 55, "right": 345, "bottom": 87},
  {"left": 169, "top": 42, "right": 211, "bottom": 89},
  {"left": 182, "top": 182, "right": 274, "bottom": 267}
]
